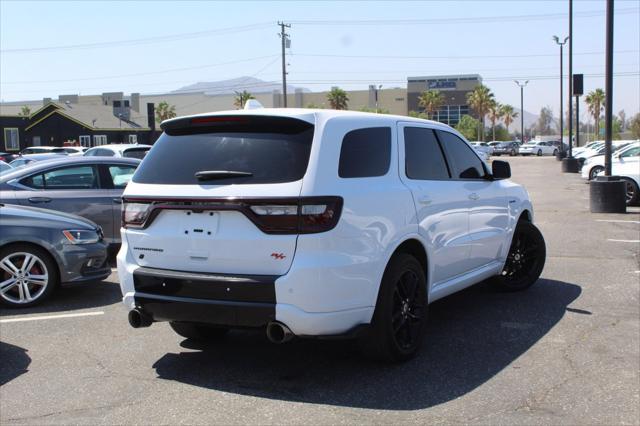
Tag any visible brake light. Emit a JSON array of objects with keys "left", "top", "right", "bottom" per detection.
[
  {"left": 122, "top": 202, "right": 152, "bottom": 227},
  {"left": 121, "top": 197, "right": 342, "bottom": 234}
]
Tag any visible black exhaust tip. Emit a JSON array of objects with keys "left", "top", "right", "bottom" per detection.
[
  {"left": 128, "top": 308, "right": 152, "bottom": 328},
  {"left": 266, "top": 321, "right": 294, "bottom": 344}
]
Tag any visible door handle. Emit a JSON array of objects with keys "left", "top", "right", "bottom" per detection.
[
  {"left": 28, "top": 197, "right": 51, "bottom": 203},
  {"left": 468, "top": 193, "right": 480, "bottom": 201},
  {"left": 112, "top": 198, "right": 122, "bottom": 204},
  {"left": 418, "top": 196, "right": 432, "bottom": 205}
]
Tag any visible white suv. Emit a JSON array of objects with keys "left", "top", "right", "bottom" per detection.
[{"left": 117, "top": 108, "right": 545, "bottom": 361}]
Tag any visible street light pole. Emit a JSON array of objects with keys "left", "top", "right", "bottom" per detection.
[
  {"left": 568, "top": 0, "right": 574, "bottom": 157},
  {"left": 553, "top": 36, "right": 569, "bottom": 156},
  {"left": 514, "top": 80, "right": 529, "bottom": 142}
]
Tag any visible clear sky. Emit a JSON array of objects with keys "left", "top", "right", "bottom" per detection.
[{"left": 1, "top": 0, "right": 638, "bottom": 120}]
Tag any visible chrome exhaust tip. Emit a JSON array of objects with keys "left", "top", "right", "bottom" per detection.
[
  {"left": 266, "top": 321, "right": 294, "bottom": 344},
  {"left": 128, "top": 308, "right": 152, "bottom": 328}
]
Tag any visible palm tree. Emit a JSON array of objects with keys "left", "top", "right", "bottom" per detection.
[
  {"left": 155, "top": 101, "right": 176, "bottom": 123},
  {"left": 417, "top": 90, "right": 444, "bottom": 120},
  {"left": 233, "top": 90, "right": 255, "bottom": 109},
  {"left": 585, "top": 88, "right": 605, "bottom": 137},
  {"left": 466, "top": 84, "right": 495, "bottom": 141},
  {"left": 326, "top": 87, "right": 349, "bottom": 110},
  {"left": 500, "top": 104, "right": 518, "bottom": 137},
  {"left": 487, "top": 101, "right": 503, "bottom": 141}
]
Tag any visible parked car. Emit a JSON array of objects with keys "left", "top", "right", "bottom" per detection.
[
  {"left": 0, "top": 204, "right": 110, "bottom": 307},
  {"left": 0, "top": 160, "right": 13, "bottom": 174},
  {"left": 0, "top": 152, "right": 20, "bottom": 163},
  {"left": 469, "top": 141, "right": 494, "bottom": 156},
  {"left": 490, "top": 141, "right": 519, "bottom": 156},
  {"left": 519, "top": 141, "right": 558, "bottom": 156},
  {"left": 591, "top": 146, "right": 640, "bottom": 205},
  {"left": 84, "top": 144, "right": 151, "bottom": 159},
  {"left": 576, "top": 140, "right": 635, "bottom": 164},
  {"left": 581, "top": 143, "right": 640, "bottom": 180},
  {"left": 573, "top": 141, "right": 604, "bottom": 157},
  {"left": 58, "top": 146, "right": 86, "bottom": 156},
  {"left": 118, "top": 108, "right": 545, "bottom": 362},
  {"left": 20, "top": 146, "right": 70, "bottom": 155},
  {"left": 0, "top": 157, "right": 140, "bottom": 246},
  {"left": 9, "top": 153, "right": 67, "bottom": 169}
]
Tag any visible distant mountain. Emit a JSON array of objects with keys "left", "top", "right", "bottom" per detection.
[{"left": 172, "top": 77, "right": 309, "bottom": 95}]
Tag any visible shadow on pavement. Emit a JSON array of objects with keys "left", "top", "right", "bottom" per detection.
[
  {"left": 0, "top": 341, "right": 31, "bottom": 386},
  {"left": 0, "top": 279, "right": 121, "bottom": 317},
  {"left": 152, "top": 278, "right": 581, "bottom": 410}
]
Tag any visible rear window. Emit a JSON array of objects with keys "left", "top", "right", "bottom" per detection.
[
  {"left": 123, "top": 148, "right": 149, "bottom": 159},
  {"left": 133, "top": 116, "right": 314, "bottom": 185}
]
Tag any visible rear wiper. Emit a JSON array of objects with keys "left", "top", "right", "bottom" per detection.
[{"left": 195, "top": 170, "right": 253, "bottom": 180}]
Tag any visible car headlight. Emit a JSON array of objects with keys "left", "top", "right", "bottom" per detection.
[{"left": 62, "top": 229, "right": 101, "bottom": 244}]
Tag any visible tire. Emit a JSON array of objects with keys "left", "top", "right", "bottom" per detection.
[
  {"left": 510, "top": 149, "right": 516, "bottom": 156},
  {"left": 494, "top": 153, "right": 502, "bottom": 157},
  {"left": 588, "top": 165, "right": 604, "bottom": 181},
  {"left": 359, "top": 253, "right": 427, "bottom": 362},
  {"left": 537, "top": 149, "right": 543, "bottom": 156},
  {"left": 553, "top": 149, "right": 558, "bottom": 156},
  {"left": 0, "top": 244, "right": 58, "bottom": 308},
  {"left": 622, "top": 178, "right": 640, "bottom": 206},
  {"left": 169, "top": 322, "right": 229, "bottom": 341},
  {"left": 492, "top": 221, "right": 546, "bottom": 292}
]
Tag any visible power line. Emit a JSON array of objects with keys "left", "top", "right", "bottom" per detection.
[
  {"left": 290, "top": 7, "right": 638, "bottom": 25},
  {"left": 0, "top": 22, "right": 274, "bottom": 54},
  {"left": 290, "top": 49, "right": 639, "bottom": 61}
]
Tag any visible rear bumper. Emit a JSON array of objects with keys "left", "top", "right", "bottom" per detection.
[{"left": 132, "top": 267, "right": 276, "bottom": 327}]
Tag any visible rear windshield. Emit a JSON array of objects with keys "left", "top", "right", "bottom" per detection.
[
  {"left": 133, "top": 116, "right": 314, "bottom": 185},
  {"left": 123, "top": 148, "right": 149, "bottom": 159}
]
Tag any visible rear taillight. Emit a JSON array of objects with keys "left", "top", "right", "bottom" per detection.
[{"left": 121, "top": 197, "right": 342, "bottom": 234}]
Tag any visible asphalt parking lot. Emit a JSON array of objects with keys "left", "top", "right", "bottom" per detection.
[{"left": 1, "top": 156, "right": 639, "bottom": 425}]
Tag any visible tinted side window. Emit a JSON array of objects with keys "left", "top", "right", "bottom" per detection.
[
  {"left": 436, "top": 131, "right": 486, "bottom": 179},
  {"left": 404, "top": 127, "right": 450, "bottom": 180},
  {"left": 21, "top": 173, "right": 44, "bottom": 188},
  {"left": 339, "top": 127, "right": 391, "bottom": 178},
  {"left": 42, "top": 166, "right": 98, "bottom": 189}
]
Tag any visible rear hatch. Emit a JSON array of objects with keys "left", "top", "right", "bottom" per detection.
[{"left": 123, "top": 114, "right": 316, "bottom": 276}]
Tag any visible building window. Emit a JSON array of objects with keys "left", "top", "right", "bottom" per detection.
[
  {"left": 3, "top": 128, "right": 19, "bottom": 151},
  {"left": 79, "top": 135, "right": 91, "bottom": 147},
  {"left": 32, "top": 136, "right": 41, "bottom": 146},
  {"left": 128, "top": 134, "right": 138, "bottom": 144},
  {"left": 93, "top": 135, "right": 107, "bottom": 146}
]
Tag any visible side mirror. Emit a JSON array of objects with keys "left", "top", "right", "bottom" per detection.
[{"left": 492, "top": 160, "right": 511, "bottom": 179}]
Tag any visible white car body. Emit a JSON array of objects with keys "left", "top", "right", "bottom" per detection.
[
  {"left": 117, "top": 109, "right": 536, "bottom": 343},
  {"left": 84, "top": 143, "right": 151, "bottom": 159},
  {"left": 573, "top": 141, "right": 604, "bottom": 157},
  {"left": 519, "top": 141, "right": 557, "bottom": 156},
  {"left": 469, "top": 142, "right": 494, "bottom": 156},
  {"left": 581, "top": 143, "right": 640, "bottom": 180}
]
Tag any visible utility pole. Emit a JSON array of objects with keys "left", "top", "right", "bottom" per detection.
[
  {"left": 278, "top": 21, "right": 291, "bottom": 107},
  {"left": 568, "top": 0, "right": 574, "bottom": 157},
  {"left": 553, "top": 35, "right": 569, "bottom": 157},
  {"left": 514, "top": 80, "right": 528, "bottom": 142}
]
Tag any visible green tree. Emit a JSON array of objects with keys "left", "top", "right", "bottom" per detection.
[
  {"left": 19, "top": 106, "right": 31, "bottom": 117},
  {"left": 536, "top": 106, "right": 555, "bottom": 135},
  {"left": 233, "top": 90, "right": 255, "bottom": 109},
  {"left": 487, "top": 101, "right": 503, "bottom": 141},
  {"left": 156, "top": 101, "right": 176, "bottom": 123},
  {"left": 455, "top": 114, "right": 480, "bottom": 141},
  {"left": 408, "top": 110, "right": 428, "bottom": 119},
  {"left": 585, "top": 88, "right": 605, "bottom": 138},
  {"left": 629, "top": 113, "right": 640, "bottom": 139},
  {"left": 500, "top": 104, "right": 518, "bottom": 136},
  {"left": 466, "top": 84, "right": 495, "bottom": 141},
  {"left": 417, "top": 90, "right": 444, "bottom": 120},
  {"left": 358, "top": 106, "right": 390, "bottom": 114},
  {"left": 305, "top": 103, "right": 323, "bottom": 109},
  {"left": 326, "top": 87, "right": 349, "bottom": 110}
]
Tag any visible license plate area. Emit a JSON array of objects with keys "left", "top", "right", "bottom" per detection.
[{"left": 180, "top": 210, "right": 219, "bottom": 238}]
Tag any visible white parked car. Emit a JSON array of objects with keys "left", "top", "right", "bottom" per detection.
[
  {"left": 519, "top": 141, "right": 558, "bottom": 156},
  {"left": 117, "top": 108, "right": 545, "bottom": 362},
  {"left": 573, "top": 141, "right": 603, "bottom": 157},
  {"left": 84, "top": 144, "right": 151, "bottom": 159},
  {"left": 0, "top": 160, "right": 12, "bottom": 174},
  {"left": 469, "top": 141, "right": 494, "bottom": 156},
  {"left": 581, "top": 142, "right": 639, "bottom": 180},
  {"left": 593, "top": 145, "right": 640, "bottom": 205},
  {"left": 20, "top": 146, "right": 69, "bottom": 155}
]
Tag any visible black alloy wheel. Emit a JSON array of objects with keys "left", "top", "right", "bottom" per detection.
[{"left": 492, "top": 221, "right": 546, "bottom": 291}]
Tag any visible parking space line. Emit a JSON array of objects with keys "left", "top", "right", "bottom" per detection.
[
  {"left": 596, "top": 219, "right": 640, "bottom": 224},
  {"left": 0, "top": 311, "right": 104, "bottom": 323},
  {"left": 607, "top": 239, "right": 640, "bottom": 243}
]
